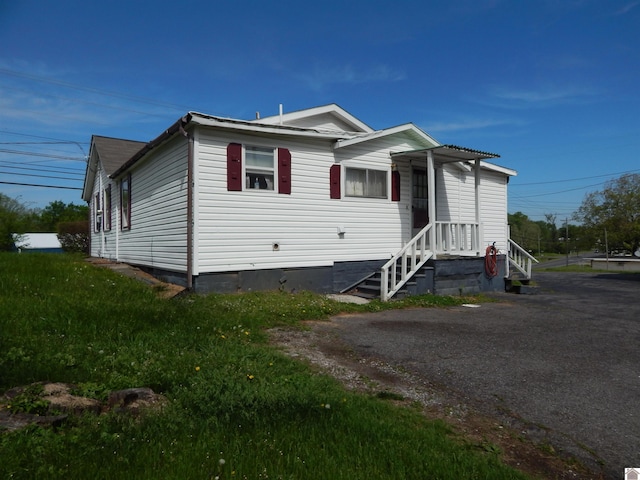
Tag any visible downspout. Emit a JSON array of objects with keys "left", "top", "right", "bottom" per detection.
[
  {"left": 180, "top": 123, "right": 194, "bottom": 290},
  {"left": 427, "top": 150, "right": 437, "bottom": 258}
]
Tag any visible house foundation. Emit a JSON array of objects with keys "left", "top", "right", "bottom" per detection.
[{"left": 135, "top": 255, "right": 506, "bottom": 298}]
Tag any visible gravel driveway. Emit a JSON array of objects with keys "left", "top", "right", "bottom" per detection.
[{"left": 312, "top": 271, "right": 640, "bottom": 479}]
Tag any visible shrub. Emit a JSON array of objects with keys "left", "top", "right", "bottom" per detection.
[{"left": 57, "top": 221, "right": 89, "bottom": 254}]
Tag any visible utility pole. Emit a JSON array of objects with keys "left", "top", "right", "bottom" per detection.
[
  {"left": 604, "top": 228, "right": 609, "bottom": 270},
  {"left": 565, "top": 218, "right": 569, "bottom": 267}
]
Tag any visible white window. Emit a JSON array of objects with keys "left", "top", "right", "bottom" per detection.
[
  {"left": 94, "top": 192, "right": 101, "bottom": 232},
  {"left": 104, "top": 184, "right": 112, "bottom": 231},
  {"left": 345, "top": 168, "right": 387, "bottom": 198},
  {"left": 245, "top": 146, "right": 275, "bottom": 190},
  {"left": 121, "top": 174, "right": 131, "bottom": 230}
]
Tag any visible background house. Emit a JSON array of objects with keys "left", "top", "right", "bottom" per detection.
[{"left": 83, "top": 104, "right": 530, "bottom": 299}]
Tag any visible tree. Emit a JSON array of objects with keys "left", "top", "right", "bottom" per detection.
[
  {"left": 0, "top": 195, "right": 90, "bottom": 251},
  {"left": 508, "top": 211, "right": 543, "bottom": 254},
  {"left": 39, "top": 201, "right": 88, "bottom": 231},
  {"left": 574, "top": 173, "right": 640, "bottom": 254},
  {"left": 0, "top": 193, "right": 29, "bottom": 251}
]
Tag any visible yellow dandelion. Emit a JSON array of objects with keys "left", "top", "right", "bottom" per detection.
[{"left": 195, "top": 366, "right": 200, "bottom": 372}]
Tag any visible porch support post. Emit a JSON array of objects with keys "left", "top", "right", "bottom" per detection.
[
  {"left": 474, "top": 158, "right": 482, "bottom": 255},
  {"left": 427, "top": 150, "right": 437, "bottom": 259}
]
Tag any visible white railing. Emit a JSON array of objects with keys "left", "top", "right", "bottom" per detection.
[
  {"left": 381, "top": 224, "right": 433, "bottom": 301},
  {"left": 433, "top": 221, "right": 481, "bottom": 254},
  {"left": 507, "top": 238, "right": 538, "bottom": 279}
]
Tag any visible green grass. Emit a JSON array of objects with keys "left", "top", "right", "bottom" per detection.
[{"left": 0, "top": 253, "right": 531, "bottom": 479}]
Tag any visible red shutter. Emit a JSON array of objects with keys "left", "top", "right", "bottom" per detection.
[
  {"left": 330, "top": 164, "right": 341, "bottom": 199},
  {"left": 227, "top": 143, "right": 242, "bottom": 191},
  {"left": 391, "top": 170, "right": 400, "bottom": 201},
  {"left": 278, "top": 148, "right": 291, "bottom": 194}
]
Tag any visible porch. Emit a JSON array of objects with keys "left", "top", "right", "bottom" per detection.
[
  {"left": 346, "top": 140, "right": 534, "bottom": 300},
  {"left": 348, "top": 222, "right": 537, "bottom": 300}
]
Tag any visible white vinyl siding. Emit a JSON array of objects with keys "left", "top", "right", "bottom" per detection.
[
  {"left": 480, "top": 169, "right": 509, "bottom": 252},
  {"left": 193, "top": 129, "right": 422, "bottom": 273},
  {"left": 89, "top": 166, "right": 116, "bottom": 259},
  {"left": 435, "top": 163, "right": 509, "bottom": 252},
  {"left": 115, "top": 138, "right": 188, "bottom": 272}
]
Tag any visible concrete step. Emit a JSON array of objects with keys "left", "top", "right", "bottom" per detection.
[{"left": 505, "top": 278, "right": 537, "bottom": 294}]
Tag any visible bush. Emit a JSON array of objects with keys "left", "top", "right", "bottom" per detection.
[{"left": 57, "top": 221, "right": 89, "bottom": 254}]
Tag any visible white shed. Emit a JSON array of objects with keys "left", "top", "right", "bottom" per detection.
[{"left": 13, "top": 233, "right": 63, "bottom": 253}]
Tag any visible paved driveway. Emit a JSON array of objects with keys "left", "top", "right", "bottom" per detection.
[{"left": 328, "top": 272, "right": 640, "bottom": 479}]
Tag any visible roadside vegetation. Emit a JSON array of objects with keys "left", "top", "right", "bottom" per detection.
[
  {"left": 0, "top": 253, "right": 531, "bottom": 479},
  {"left": 0, "top": 195, "right": 88, "bottom": 253}
]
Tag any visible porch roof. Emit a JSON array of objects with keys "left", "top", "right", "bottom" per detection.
[{"left": 391, "top": 144, "right": 500, "bottom": 162}]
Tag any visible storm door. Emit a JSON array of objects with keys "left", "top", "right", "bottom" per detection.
[{"left": 412, "top": 168, "right": 429, "bottom": 236}]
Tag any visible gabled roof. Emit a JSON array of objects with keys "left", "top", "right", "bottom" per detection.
[
  {"left": 82, "top": 135, "right": 146, "bottom": 201},
  {"left": 255, "top": 104, "right": 374, "bottom": 134},
  {"left": 91, "top": 136, "right": 146, "bottom": 175},
  {"left": 335, "top": 123, "right": 439, "bottom": 149}
]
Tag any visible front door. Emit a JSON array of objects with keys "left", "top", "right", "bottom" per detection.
[{"left": 412, "top": 168, "right": 429, "bottom": 235}]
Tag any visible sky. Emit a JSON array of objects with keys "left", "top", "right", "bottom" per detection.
[{"left": 1, "top": 0, "right": 639, "bottom": 223}]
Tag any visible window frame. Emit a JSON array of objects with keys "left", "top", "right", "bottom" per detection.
[
  {"left": 94, "top": 192, "right": 101, "bottom": 232},
  {"left": 120, "top": 173, "right": 131, "bottom": 230},
  {"left": 344, "top": 167, "right": 389, "bottom": 199},
  {"left": 104, "top": 184, "right": 112, "bottom": 231},
  {"left": 244, "top": 145, "right": 277, "bottom": 191}
]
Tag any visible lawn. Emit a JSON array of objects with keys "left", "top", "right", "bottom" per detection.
[{"left": 0, "top": 253, "right": 531, "bottom": 479}]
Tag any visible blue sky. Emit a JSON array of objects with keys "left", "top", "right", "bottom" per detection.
[{"left": 1, "top": 0, "right": 639, "bottom": 222}]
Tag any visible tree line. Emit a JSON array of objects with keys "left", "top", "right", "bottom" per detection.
[
  {"left": 0, "top": 193, "right": 88, "bottom": 252},
  {"left": 510, "top": 173, "right": 640, "bottom": 257}
]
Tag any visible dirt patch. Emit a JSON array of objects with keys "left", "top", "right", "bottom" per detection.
[
  {"left": 269, "top": 319, "right": 604, "bottom": 480},
  {"left": 0, "top": 383, "right": 167, "bottom": 432},
  {"left": 85, "top": 258, "right": 185, "bottom": 299}
]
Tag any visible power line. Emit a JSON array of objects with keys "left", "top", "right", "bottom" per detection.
[
  {"left": 511, "top": 168, "right": 640, "bottom": 186},
  {"left": 0, "top": 181, "right": 83, "bottom": 190},
  {"left": 0, "top": 148, "right": 85, "bottom": 161},
  {"left": 0, "top": 67, "right": 192, "bottom": 112},
  {"left": 0, "top": 130, "right": 89, "bottom": 156},
  {"left": 0, "top": 82, "right": 176, "bottom": 120},
  {"left": 0, "top": 170, "right": 83, "bottom": 181},
  {"left": 0, "top": 164, "right": 84, "bottom": 177},
  {"left": 0, "top": 159, "right": 83, "bottom": 174},
  {"left": 513, "top": 181, "right": 605, "bottom": 198}
]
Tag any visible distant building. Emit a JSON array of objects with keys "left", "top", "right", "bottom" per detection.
[{"left": 13, "top": 233, "right": 63, "bottom": 253}]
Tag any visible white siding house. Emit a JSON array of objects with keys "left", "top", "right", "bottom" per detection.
[{"left": 82, "top": 105, "right": 525, "bottom": 299}]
